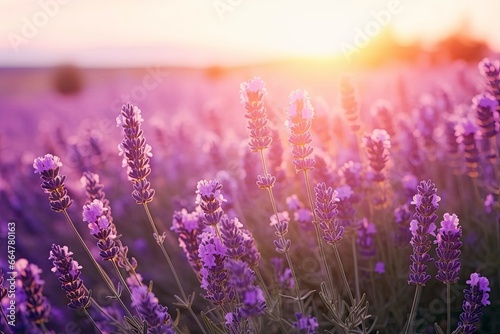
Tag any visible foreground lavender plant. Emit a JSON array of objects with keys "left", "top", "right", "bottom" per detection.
[
  {"left": 453, "top": 273, "right": 490, "bottom": 334},
  {"left": 435, "top": 213, "right": 462, "bottom": 334},
  {"left": 405, "top": 180, "right": 440, "bottom": 334},
  {"left": 15, "top": 259, "right": 51, "bottom": 332},
  {"left": 130, "top": 285, "right": 174, "bottom": 334},
  {"left": 33, "top": 154, "right": 73, "bottom": 212}
]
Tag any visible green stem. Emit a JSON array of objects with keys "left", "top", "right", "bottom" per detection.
[
  {"left": 351, "top": 236, "right": 361, "bottom": 302},
  {"left": 62, "top": 210, "right": 134, "bottom": 319},
  {"left": 83, "top": 308, "right": 103, "bottom": 334},
  {"left": 446, "top": 283, "right": 451, "bottom": 334},
  {"left": 332, "top": 244, "right": 354, "bottom": 305},
  {"left": 39, "top": 322, "right": 49, "bottom": 334},
  {"left": 143, "top": 203, "right": 208, "bottom": 334},
  {"left": 112, "top": 260, "right": 133, "bottom": 298},
  {"left": 404, "top": 285, "right": 422, "bottom": 334}
]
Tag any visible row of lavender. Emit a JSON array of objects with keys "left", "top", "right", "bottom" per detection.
[{"left": 0, "top": 58, "right": 498, "bottom": 333}]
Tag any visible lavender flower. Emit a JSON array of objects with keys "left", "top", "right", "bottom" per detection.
[
  {"left": 286, "top": 89, "right": 316, "bottom": 173},
  {"left": 196, "top": 179, "right": 225, "bottom": 227},
  {"left": 362, "top": 129, "right": 391, "bottom": 182},
  {"left": 455, "top": 117, "right": 480, "bottom": 178},
  {"left": 130, "top": 285, "right": 174, "bottom": 334},
  {"left": 225, "top": 309, "right": 249, "bottom": 334},
  {"left": 270, "top": 258, "right": 294, "bottom": 291},
  {"left": 198, "top": 231, "right": 234, "bottom": 305},
  {"left": 83, "top": 199, "right": 119, "bottom": 261},
  {"left": 49, "top": 244, "right": 90, "bottom": 310},
  {"left": 478, "top": 58, "right": 500, "bottom": 114},
  {"left": 117, "top": 103, "right": 155, "bottom": 204},
  {"left": 394, "top": 204, "right": 412, "bottom": 246},
  {"left": 408, "top": 180, "right": 440, "bottom": 285},
  {"left": 473, "top": 93, "right": 498, "bottom": 139},
  {"left": 357, "top": 218, "right": 377, "bottom": 258},
  {"left": 171, "top": 208, "right": 204, "bottom": 274},
  {"left": 15, "top": 259, "right": 51, "bottom": 326},
  {"left": 240, "top": 77, "right": 272, "bottom": 152},
  {"left": 484, "top": 194, "right": 494, "bottom": 214},
  {"left": 374, "top": 261, "right": 385, "bottom": 274},
  {"left": 293, "top": 312, "right": 319, "bottom": 334},
  {"left": 33, "top": 154, "right": 73, "bottom": 212},
  {"left": 455, "top": 273, "right": 490, "bottom": 334},
  {"left": 371, "top": 99, "right": 395, "bottom": 137},
  {"left": 314, "top": 182, "right": 343, "bottom": 245},
  {"left": 339, "top": 161, "right": 363, "bottom": 192},
  {"left": 435, "top": 213, "right": 462, "bottom": 284},
  {"left": 335, "top": 185, "right": 357, "bottom": 233},
  {"left": 340, "top": 75, "right": 361, "bottom": 132},
  {"left": 226, "top": 259, "right": 266, "bottom": 317}
]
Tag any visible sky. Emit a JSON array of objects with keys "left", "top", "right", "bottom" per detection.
[{"left": 0, "top": 0, "right": 499, "bottom": 67}]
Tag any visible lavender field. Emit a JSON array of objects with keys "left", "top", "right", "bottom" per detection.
[{"left": 0, "top": 56, "right": 499, "bottom": 334}]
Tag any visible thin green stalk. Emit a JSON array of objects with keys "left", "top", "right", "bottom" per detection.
[
  {"left": 303, "top": 170, "right": 336, "bottom": 302},
  {"left": 83, "top": 308, "right": 103, "bottom": 334},
  {"left": 258, "top": 149, "right": 305, "bottom": 315},
  {"left": 62, "top": 210, "right": 134, "bottom": 319},
  {"left": 112, "top": 260, "right": 133, "bottom": 298},
  {"left": 332, "top": 244, "right": 354, "bottom": 305},
  {"left": 404, "top": 285, "right": 422, "bottom": 334},
  {"left": 351, "top": 236, "right": 361, "bottom": 302},
  {"left": 446, "top": 283, "right": 451, "bottom": 334},
  {"left": 39, "top": 322, "right": 49, "bottom": 334},
  {"left": 142, "top": 203, "right": 208, "bottom": 334}
]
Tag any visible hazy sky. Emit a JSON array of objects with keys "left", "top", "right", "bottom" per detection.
[{"left": 0, "top": 0, "right": 499, "bottom": 67}]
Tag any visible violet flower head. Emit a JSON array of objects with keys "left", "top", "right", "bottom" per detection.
[
  {"left": 49, "top": 244, "right": 90, "bottom": 310},
  {"left": 362, "top": 129, "right": 391, "bottom": 182},
  {"left": 225, "top": 309, "right": 249, "bottom": 334},
  {"left": 374, "top": 261, "right": 385, "bottom": 274},
  {"left": 130, "top": 285, "right": 174, "bottom": 334},
  {"left": 435, "top": 213, "right": 462, "bottom": 284},
  {"left": 116, "top": 103, "right": 155, "bottom": 204},
  {"left": 286, "top": 89, "right": 316, "bottom": 173},
  {"left": 335, "top": 185, "right": 357, "bottom": 233},
  {"left": 484, "top": 193, "right": 495, "bottom": 214},
  {"left": 15, "top": 259, "right": 51, "bottom": 325},
  {"left": 394, "top": 204, "right": 412, "bottom": 246},
  {"left": 340, "top": 75, "right": 361, "bottom": 132},
  {"left": 171, "top": 208, "right": 204, "bottom": 274},
  {"left": 314, "top": 182, "right": 343, "bottom": 245},
  {"left": 226, "top": 259, "right": 266, "bottom": 317},
  {"left": 240, "top": 77, "right": 272, "bottom": 152},
  {"left": 196, "top": 179, "right": 226, "bottom": 227},
  {"left": 271, "top": 258, "right": 294, "bottom": 291},
  {"left": 455, "top": 273, "right": 491, "bottom": 334},
  {"left": 408, "top": 180, "right": 440, "bottom": 286},
  {"left": 357, "top": 217, "right": 377, "bottom": 258},
  {"left": 83, "top": 199, "right": 119, "bottom": 261},
  {"left": 33, "top": 154, "right": 73, "bottom": 212},
  {"left": 472, "top": 93, "right": 498, "bottom": 139},
  {"left": 455, "top": 117, "right": 480, "bottom": 178},
  {"left": 198, "top": 231, "right": 234, "bottom": 305},
  {"left": 478, "top": 58, "right": 500, "bottom": 113},
  {"left": 293, "top": 312, "right": 319, "bottom": 334}
]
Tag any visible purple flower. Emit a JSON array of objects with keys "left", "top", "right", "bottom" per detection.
[
  {"left": 171, "top": 208, "right": 204, "bottom": 274},
  {"left": 357, "top": 218, "right": 377, "bottom": 258},
  {"left": 362, "top": 129, "right": 391, "bottom": 182},
  {"left": 374, "top": 261, "right": 385, "bottom": 274},
  {"left": 314, "top": 182, "right": 343, "bottom": 245},
  {"left": 473, "top": 93, "right": 498, "bottom": 139},
  {"left": 199, "top": 231, "right": 234, "bottom": 305},
  {"left": 49, "top": 244, "right": 90, "bottom": 310},
  {"left": 434, "top": 213, "right": 462, "bottom": 284},
  {"left": 455, "top": 117, "right": 480, "bottom": 178},
  {"left": 131, "top": 285, "right": 174, "bottom": 334},
  {"left": 484, "top": 193, "right": 494, "bottom": 214},
  {"left": 293, "top": 312, "right": 319, "bottom": 334},
  {"left": 335, "top": 185, "right": 357, "bottom": 232},
  {"left": 33, "top": 154, "right": 73, "bottom": 212},
  {"left": 240, "top": 77, "right": 272, "bottom": 152},
  {"left": 83, "top": 199, "right": 119, "bottom": 261},
  {"left": 226, "top": 259, "right": 266, "bottom": 317},
  {"left": 271, "top": 258, "right": 294, "bottom": 290},
  {"left": 340, "top": 75, "right": 361, "bottom": 132},
  {"left": 455, "top": 273, "right": 490, "bottom": 333},
  {"left": 286, "top": 89, "right": 316, "bottom": 173},
  {"left": 15, "top": 259, "right": 51, "bottom": 326},
  {"left": 408, "top": 180, "right": 439, "bottom": 286},
  {"left": 196, "top": 179, "right": 226, "bottom": 227},
  {"left": 117, "top": 103, "right": 155, "bottom": 204},
  {"left": 225, "top": 308, "right": 249, "bottom": 334},
  {"left": 478, "top": 58, "right": 500, "bottom": 112}
]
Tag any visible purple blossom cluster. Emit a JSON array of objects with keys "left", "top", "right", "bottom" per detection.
[
  {"left": 82, "top": 199, "right": 119, "bottom": 261},
  {"left": 171, "top": 208, "right": 205, "bottom": 274},
  {"left": 455, "top": 273, "right": 491, "bottom": 334},
  {"left": 435, "top": 213, "right": 462, "bottom": 284},
  {"left": 362, "top": 129, "right": 391, "bottom": 182},
  {"left": 314, "top": 182, "right": 343, "bottom": 245},
  {"left": 130, "top": 285, "right": 174, "bottom": 334}
]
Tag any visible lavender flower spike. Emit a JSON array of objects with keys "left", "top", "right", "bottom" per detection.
[
  {"left": 455, "top": 273, "right": 490, "bottom": 334},
  {"left": 83, "top": 199, "right": 119, "bottom": 261},
  {"left": 33, "top": 154, "right": 73, "bottom": 212},
  {"left": 362, "top": 128, "right": 391, "bottom": 182},
  {"left": 49, "top": 244, "right": 91, "bottom": 310},
  {"left": 117, "top": 103, "right": 155, "bottom": 204},
  {"left": 408, "top": 180, "right": 440, "bottom": 285},
  {"left": 286, "top": 89, "right": 316, "bottom": 173},
  {"left": 15, "top": 259, "right": 51, "bottom": 326},
  {"left": 131, "top": 285, "right": 174, "bottom": 334},
  {"left": 314, "top": 182, "right": 343, "bottom": 245},
  {"left": 435, "top": 213, "right": 462, "bottom": 284}
]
